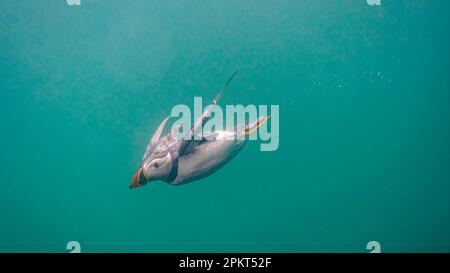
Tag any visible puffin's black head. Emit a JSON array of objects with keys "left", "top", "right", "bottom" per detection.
[{"left": 130, "top": 151, "right": 173, "bottom": 189}]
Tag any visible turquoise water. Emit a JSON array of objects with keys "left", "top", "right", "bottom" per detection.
[{"left": 0, "top": 0, "right": 449, "bottom": 253}]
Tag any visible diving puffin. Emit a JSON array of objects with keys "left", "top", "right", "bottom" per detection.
[{"left": 130, "top": 71, "right": 270, "bottom": 188}]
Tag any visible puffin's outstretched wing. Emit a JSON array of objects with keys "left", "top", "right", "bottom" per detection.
[
  {"left": 178, "top": 71, "right": 238, "bottom": 155},
  {"left": 188, "top": 70, "right": 239, "bottom": 140},
  {"left": 141, "top": 115, "right": 170, "bottom": 163}
]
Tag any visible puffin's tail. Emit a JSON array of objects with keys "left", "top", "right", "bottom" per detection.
[{"left": 245, "top": 116, "right": 271, "bottom": 137}]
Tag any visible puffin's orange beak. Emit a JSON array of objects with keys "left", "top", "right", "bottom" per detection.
[{"left": 130, "top": 167, "right": 146, "bottom": 189}]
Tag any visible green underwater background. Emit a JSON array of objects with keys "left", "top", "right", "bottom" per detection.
[{"left": 0, "top": 0, "right": 449, "bottom": 252}]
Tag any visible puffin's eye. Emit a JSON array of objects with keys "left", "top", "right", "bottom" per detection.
[{"left": 153, "top": 162, "right": 160, "bottom": 168}]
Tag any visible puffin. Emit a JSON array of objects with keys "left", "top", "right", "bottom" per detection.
[{"left": 130, "top": 71, "right": 270, "bottom": 188}]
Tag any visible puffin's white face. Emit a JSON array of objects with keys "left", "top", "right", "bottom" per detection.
[
  {"left": 130, "top": 152, "right": 172, "bottom": 188},
  {"left": 143, "top": 152, "right": 172, "bottom": 180}
]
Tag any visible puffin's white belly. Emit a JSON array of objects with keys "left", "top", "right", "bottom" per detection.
[{"left": 171, "top": 131, "right": 246, "bottom": 185}]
